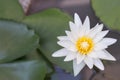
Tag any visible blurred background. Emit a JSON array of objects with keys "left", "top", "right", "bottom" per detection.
[{"left": 19, "top": 0, "right": 120, "bottom": 80}]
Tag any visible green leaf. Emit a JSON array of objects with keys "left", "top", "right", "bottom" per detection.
[
  {"left": 0, "top": 0, "right": 24, "bottom": 21},
  {"left": 0, "top": 60, "right": 47, "bottom": 80},
  {"left": 0, "top": 20, "right": 39, "bottom": 63},
  {"left": 25, "top": 50, "right": 42, "bottom": 60},
  {"left": 22, "top": 8, "right": 73, "bottom": 73},
  {"left": 25, "top": 50, "right": 53, "bottom": 74},
  {"left": 92, "top": 0, "right": 120, "bottom": 30}
]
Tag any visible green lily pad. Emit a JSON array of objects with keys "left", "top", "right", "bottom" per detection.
[
  {"left": 25, "top": 50, "right": 42, "bottom": 60},
  {"left": 0, "top": 20, "right": 39, "bottom": 63},
  {"left": 22, "top": 8, "right": 73, "bottom": 73},
  {"left": 0, "top": 0, "right": 24, "bottom": 21},
  {"left": 25, "top": 50, "right": 53, "bottom": 74},
  {"left": 0, "top": 60, "right": 47, "bottom": 80},
  {"left": 92, "top": 0, "right": 120, "bottom": 30}
]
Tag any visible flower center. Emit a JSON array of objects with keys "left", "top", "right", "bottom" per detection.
[{"left": 76, "top": 36, "right": 94, "bottom": 55}]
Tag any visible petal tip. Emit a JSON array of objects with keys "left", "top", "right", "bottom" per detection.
[
  {"left": 74, "top": 73, "right": 79, "bottom": 77},
  {"left": 57, "top": 41, "right": 60, "bottom": 45},
  {"left": 112, "top": 57, "right": 116, "bottom": 61},
  {"left": 65, "top": 30, "right": 69, "bottom": 34},
  {"left": 105, "top": 30, "right": 109, "bottom": 34},
  {"left": 86, "top": 15, "right": 89, "bottom": 18},
  {"left": 85, "top": 16, "right": 90, "bottom": 21},
  {"left": 74, "top": 13, "right": 79, "bottom": 20},
  {"left": 52, "top": 52, "right": 60, "bottom": 57},
  {"left": 52, "top": 53, "right": 56, "bottom": 57},
  {"left": 113, "top": 39, "right": 117, "bottom": 43},
  {"left": 101, "top": 68, "right": 104, "bottom": 71},
  {"left": 99, "top": 23, "right": 103, "bottom": 26},
  {"left": 57, "top": 36, "right": 61, "bottom": 40},
  {"left": 69, "top": 21, "right": 72, "bottom": 24},
  {"left": 64, "top": 58, "right": 69, "bottom": 62},
  {"left": 99, "top": 24, "right": 104, "bottom": 29},
  {"left": 74, "top": 13, "right": 79, "bottom": 17},
  {"left": 99, "top": 65, "right": 104, "bottom": 71}
]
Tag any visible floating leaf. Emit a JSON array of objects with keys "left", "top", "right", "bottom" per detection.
[
  {"left": 0, "top": 0, "right": 24, "bottom": 21},
  {"left": 0, "top": 60, "right": 47, "bottom": 80},
  {"left": 0, "top": 20, "right": 39, "bottom": 63},
  {"left": 25, "top": 50, "right": 53, "bottom": 74},
  {"left": 22, "top": 8, "right": 73, "bottom": 73},
  {"left": 92, "top": 0, "right": 120, "bottom": 30}
]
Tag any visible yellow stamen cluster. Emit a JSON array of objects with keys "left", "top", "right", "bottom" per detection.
[{"left": 76, "top": 36, "right": 94, "bottom": 55}]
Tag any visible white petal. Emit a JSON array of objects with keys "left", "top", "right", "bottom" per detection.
[
  {"left": 74, "top": 13, "right": 82, "bottom": 27},
  {"left": 95, "top": 38, "right": 117, "bottom": 50},
  {"left": 73, "top": 59, "right": 85, "bottom": 76},
  {"left": 84, "top": 56, "right": 93, "bottom": 69},
  {"left": 64, "top": 52, "right": 76, "bottom": 61},
  {"left": 65, "top": 31, "right": 78, "bottom": 42},
  {"left": 69, "top": 21, "right": 77, "bottom": 31},
  {"left": 52, "top": 48, "right": 68, "bottom": 57},
  {"left": 89, "top": 24, "right": 103, "bottom": 38},
  {"left": 94, "top": 58, "right": 104, "bottom": 70},
  {"left": 57, "top": 36, "right": 69, "bottom": 41},
  {"left": 94, "top": 42, "right": 108, "bottom": 51},
  {"left": 57, "top": 40, "right": 77, "bottom": 52},
  {"left": 88, "top": 52, "right": 98, "bottom": 58},
  {"left": 95, "top": 50, "right": 107, "bottom": 58},
  {"left": 94, "top": 30, "right": 109, "bottom": 43},
  {"left": 99, "top": 38, "right": 117, "bottom": 46},
  {"left": 69, "top": 21, "right": 75, "bottom": 29},
  {"left": 77, "top": 26, "right": 85, "bottom": 37},
  {"left": 69, "top": 21, "right": 80, "bottom": 35},
  {"left": 76, "top": 53, "right": 85, "bottom": 64},
  {"left": 99, "top": 50, "right": 116, "bottom": 61},
  {"left": 83, "top": 16, "right": 90, "bottom": 34}
]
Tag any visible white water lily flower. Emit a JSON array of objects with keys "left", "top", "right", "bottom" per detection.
[{"left": 52, "top": 13, "right": 117, "bottom": 76}]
